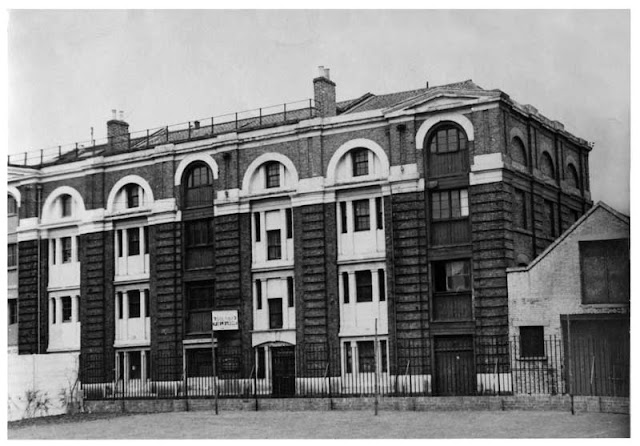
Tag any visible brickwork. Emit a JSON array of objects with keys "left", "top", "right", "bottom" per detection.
[{"left": 17, "top": 239, "right": 48, "bottom": 354}]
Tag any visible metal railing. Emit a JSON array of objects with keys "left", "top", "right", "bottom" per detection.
[
  {"left": 8, "top": 99, "right": 317, "bottom": 168},
  {"left": 80, "top": 335, "right": 629, "bottom": 400}
]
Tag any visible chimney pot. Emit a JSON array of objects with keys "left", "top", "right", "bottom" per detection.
[
  {"left": 324, "top": 68, "right": 330, "bottom": 79},
  {"left": 318, "top": 65, "right": 325, "bottom": 77},
  {"left": 112, "top": 109, "right": 117, "bottom": 120}
]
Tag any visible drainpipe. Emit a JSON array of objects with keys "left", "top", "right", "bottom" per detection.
[{"left": 36, "top": 184, "right": 43, "bottom": 354}]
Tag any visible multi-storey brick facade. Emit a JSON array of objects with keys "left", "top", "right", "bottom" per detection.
[{"left": 8, "top": 67, "right": 593, "bottom": 395}]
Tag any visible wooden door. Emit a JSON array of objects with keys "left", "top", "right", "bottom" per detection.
[{"left": 434, "top": 336, "right": 475, "bottom": 396}]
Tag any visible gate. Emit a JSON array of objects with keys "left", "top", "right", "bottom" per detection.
[
  {"left": 271, "top": 346, "right": 296, "bottom": 397},
  {"left": 433, "top": 336, "right": 475, "bottom": 396}
]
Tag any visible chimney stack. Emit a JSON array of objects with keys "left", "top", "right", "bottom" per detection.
[
  {"left": 313, "top": 65, "right": 336, "bottom": 118},
  {"left": 107, "top": 109, "right": 129, "bottom": 152}
]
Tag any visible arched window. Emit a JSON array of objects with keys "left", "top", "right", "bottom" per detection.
[
  {"left": 566, "top": 163, "right": 580, "bottom": 189},
  {"left": 264, "top": 161, "right": 281, "bottom": 189},
  {"left": 7, "top": 195, "right": 18, "bottom": 215},
  {"left": 511, "top": 137, "right": 528, "bottom": 166},
  {"left": 425, "top": 123, "right": 469, "bottom": 177},
  {"left": 540, "top": 152, "right": 555, "bottom": 179},
  {"left": 183, "top": 163, "right": 214, "bottom": 208},
  {"left": 125, "top": 184, "right": 141, "bottom": 208},
  {"left": 428, "top": 123, "right": 468, "bottom": 154}
]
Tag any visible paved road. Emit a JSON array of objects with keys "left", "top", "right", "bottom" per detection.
[{"left": 8, "top": 410, "right": 630, "bottom": 439}]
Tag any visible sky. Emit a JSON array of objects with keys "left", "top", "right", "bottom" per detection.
[{"left": 6, "top": 9, "right": 631, "bottom": 213}]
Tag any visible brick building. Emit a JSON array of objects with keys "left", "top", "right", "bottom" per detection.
[
  {"left": 8, "top": 67, "right": 593, "bottom": 396},
  {"left": 507, "top": 202, "right": 629, "bottom": 396}
]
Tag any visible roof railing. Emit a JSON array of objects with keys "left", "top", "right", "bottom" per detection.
[{"left": 8, "top": 99, "right": 316, "bottom": 168}]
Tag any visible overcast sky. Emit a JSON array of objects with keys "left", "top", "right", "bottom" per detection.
[{"left": 7, "top": 9, "right": 630, "bottom": 213}]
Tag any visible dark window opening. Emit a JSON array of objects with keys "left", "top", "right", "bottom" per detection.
[
  {"left": 117, "top": 292, "right": 123, "bottom": 319},
  {"left": 144, "top": 289, "right": 150, "bottom": 318},
  {"left": 256, "top": 279, "right": 262, "bottom": 310},
  {"left": 286, "top": 208, "right": 293, "bottom": 239},
  {"left": 257, "top": 347, "right": 266, "bottom": 379},
  {"left": 268, "top": 298, "right": 283, "bottom": 329},
  {"left": 287, "top": 277, "right": 294, "bottom": 308},
  {"left": 254, "top": 213, "right": 261, "bottom": 242},
  {"left": 184, "top": 163, "right": 213, "bottom": 208},
  {"left": 8, "top": 299, "right": 17, "bottom": 325},
  {"left": 340, "top": 202, "right": 348, "bottom": 233},
  {"left": 267, "top": 230, "right": 282, "bottom": 260},
  {"left": 51, "top": 299, "right": 56, "bottom": 324},
  {"left": 375, "top": 197, "right": 383, "bottom": 230},
  {"left": 127, "top": 228, "right": 140, "bottom": 256},
  {"left": 117, "top": 230, "right": 123, "bottom": 258},
  {"left": 187, "top": 348, "right": 213, "bottom": 378},
  {"left": 431, "top": 189, "right": 469, "bottom": 220},
  {"left": 520, "top": 326, "right": 545, "bottom": 358},
  {"left": 61, "top": 237, "right": 72, "bottom": 263},
  {"left": 357, "top": 341, "right": 375, "bottom": 373},
  {"left": 265, "top": 162, "right": 281, "bottom": 188},
  {"left": 61, "top": 296, "right": 72, "bottom": 322},
  {"left": 128, "top": 290, "right": 141, "bottom": 318},
  {"left": 342, "top": 272, "right": 350, "bottom": 303},
  {"left": 61, "top": 194, "right": 72, "bottom": 217},
  {"left": 355, "top": 270, "right": 373, "bottom": 302},
  {"left": 144, "top": 227, "right": 149, "bottom": 254},
  {"left": 351, "top": 148, "right": 369, "bottom": 177},
  {"left": 128, "top": 351, "right": 142, "bottom": 380},
  {"left": 126, "top": 184, "right": 140, "bottom": 208},
  {"left": 378, "top": 269, "right": 386, "bottom": 301},
  {"left": 344, "top": 342, "right": 352, "bottom": 374},
  {"left": 8, "top": 195, "right": 17, "bottom": 215},
  {"left": 185, "top": 219, "right": 214, "bottom": 269},
  {"left": 353, "top": 200, "right": 370, "bottom": 232},
  {"left": 380, "top": 340, "right": 388, "bottom": 373},
  {"left": 51, "top": 240, "right": 57, "bottom": 265},
  {"left": 433, "top": 260, "right": 471, "bottom": 293},
  {"left": 187, "top": 283, "right": 215, "bottom": 311}
]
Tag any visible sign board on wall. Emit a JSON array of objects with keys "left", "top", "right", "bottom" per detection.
[{"left": 211, "top": 310, "right": 239, "bottom": 331}]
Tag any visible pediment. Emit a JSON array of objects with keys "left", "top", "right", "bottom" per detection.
[{"left": 385, "top": 90, "right": 500, "bottom": 116}]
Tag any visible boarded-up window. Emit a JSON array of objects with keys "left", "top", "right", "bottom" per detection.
[
  {"left": 511, "top": 137, "right": 528, "bottom": 166},
  {"left": 519, "top": 326, "right": 544, "bottom": 358},
  {"left": 580, "top": 239, "right": 629, "bottom": 304}
]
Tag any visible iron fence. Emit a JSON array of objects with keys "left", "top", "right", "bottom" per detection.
[{"left": 80, "top": 335, "right": 628, "bottom": 400}]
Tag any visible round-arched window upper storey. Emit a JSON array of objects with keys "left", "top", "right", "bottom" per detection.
[
  {"left": 182, "top": 162, "right": 215, "bottom": 208},
  {"left": 565, "top": 163, "right": 580, "bottom": 189},
  {"left": 539, "top": 152, "right": 555, "bottom": 179},
  {"left": 511, "top": 136, "right": 528, "bottom": 166},
  {"left": 242, "top": 153, "right": 299, "bottom": 195},
  {"left": 325, "top": 138, "right": 389, "bottom": 185},
  {"left": 425, "top": 122, "right": 469, "bottom": 154},
  {"left": 415, "top": 113, "right": 475, "bottom": 150},
  {"left": 7, "top": 193, "right": 18, "bottom": 216},
  {"left": 106, "top": 175, "right": 154, "bottom": 214},
  {"left": 41, "top": 186, "right": 86, "bottom": 224}
]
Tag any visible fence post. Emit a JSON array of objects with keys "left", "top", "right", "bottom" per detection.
[
  {"left": 259, "top": 108, "right": 262, "bottom": 126},
  {"left": 146, "top": 129, "right": 150, "bottom": 148},
  {"left": 283, "top": 103, "right": 287, "bottom": 122},
  {"left": 235, "top": 113, "right": 238, "bottom": 130}
]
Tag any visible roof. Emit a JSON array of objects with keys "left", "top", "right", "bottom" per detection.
[
  {"left": 506, "top": 201, "right": 630, "bottom": 273},
  {"left": 337, "top": 79, "right": 484, "bottom": 114}
]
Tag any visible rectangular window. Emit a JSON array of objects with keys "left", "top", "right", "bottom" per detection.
[
  {"left": 126, "top": 184, "right": 140, "bottom": 208},
  {"left": 186, "top": 220, "right": 213, "bottom": 246},
  {"left": 375, "top": 197, "right": 383, "bottom": 230},
  {"left": 117, "top": 230, "right": 123, "bottom": 258},
  {"left": 144, "top": 227, "right": 149, "bottom": 254},
  {"left": 128, "top": 290, "right": 141, "bottom": 318},
  {"left": 51, "top": 239, "right": 57, "bottom": 265},
  {"left": 286, "top": 208, "right": 293, "bottom": 239},
  {"left": 287, "top": 277, "right": 294, "bottom": 308},
  {"left": 128, "top": 351, "right": 142, "bottom": 380},
  {"left": 380, "top": 340, "right": 388, "bottom": 373},
  {"left": 344, "top": 342, "right": 352, "bottom": 374},
  {"left": 544, "top": 200, "right": 556, "bottom": 237},
  {"left": 61, "top": 296, "right": 72, "bottom": 322},
  {"left": 254, "top": 213, "right": 261, "bottom": 242},
  {"left": 8, "top": 243, "right": 17, "bottom": 268},
  {"left": 61, "top": 195, "right": 72, "bottom": 217},
  {"left": 520, "top": 326, "right": 545, "bottom": 358},
  {"left": 51, "top": 298, "right": 56, "bottom": 324},
  {"left": 257, "top": 347, "right": 266, "bottom": 379},
  {"left": 256, "top": 279, "right": 262, "bottom": 310},
  {"left": 431, "top": 189, "right": 469, "bottom": 220},
  {"left": 433, "top": 260, "right": 471, "bottom": 292},
  {"left": 144, "top": 289, "right": 150, "bottom": 318},
  {"left": 355, "top": 270, "right": 373, "bottom": 302},
  {"left": 580, "top": 239, "right": 630, "bottom": 305},
  {"left": 378, "top": 269, "right": 386, "bottom": 301},
  {"left": 117, "top": 292, "right": 123, "bottom": 319},
  {"left": 352, "top": 148, "right": 369, "bottom": 177},
  {"left": 265, "top": 162, "right": 280, "bottom": 188},
  {"left": 187, "top": 283, "right": 215, "bottom": 311},
  {"left": 8, "top": 195, "right": 17, "bottom": 215},
  {"left": 514, "top": 189, "right": 528, "bottom": 229},
  {"left": 186, "top": 348, "right": 213, "bottom": 378},
  {"left": 357, "top": 341, "right": 375, "bottom": 373},
  {"left": 353, "top": 199, "right": 370, "bottom": 232},
  {"left": 268, "top": 298, "right": 283, "bottom": 329},
  {"left": 267, "top": 230, "right": 282, "bottom": 260},
  {"left": 61, "top": 237, "right": 72, "bottom": 263},
  {"left": 8, "top": 299, "right": 18, "bottom": 325},
  {"left": 342, "top": 272, "right": 350, "bottom": 303},
  {"left": 340, "top": 202, "right": 348, "bottom": 233},
  {"left": 127, "top": 228, "right": 140, "bottom": 256}
]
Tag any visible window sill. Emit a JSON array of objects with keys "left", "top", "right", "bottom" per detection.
[{"left": 517, "top": 356, "right": 548, "bottom": 361}]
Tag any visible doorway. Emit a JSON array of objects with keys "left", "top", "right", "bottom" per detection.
[
  {"left": 433, "top": 335, "right": 475, "bottom": 396},
  {"left": 271, "top": 346, "right": 296, "bottom": 397}
]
